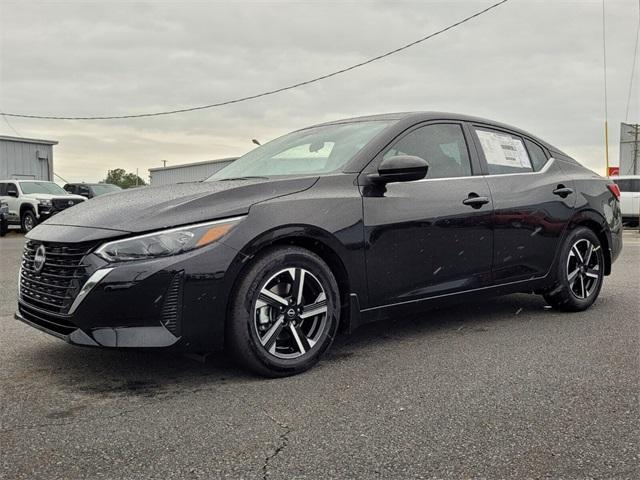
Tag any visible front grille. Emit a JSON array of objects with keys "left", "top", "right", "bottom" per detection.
[
  {"left": 19, "top": 240, "right": 95, "bottom": 315},
  {"left": 52, "top": 198, "right": 84, "bottom": 211}
]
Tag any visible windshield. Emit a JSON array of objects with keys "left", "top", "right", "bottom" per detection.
[
  {"left": 208, "top": 121, "right": 391, "bottom": 180},
  {"left": 91, "top": 184, "right": 122, "bottom": 195},
  {"left": 20, "top": 182, "right": 67, "bottom": 195}
]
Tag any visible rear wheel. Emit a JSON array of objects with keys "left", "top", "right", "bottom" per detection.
[
  {"left": 226, "top": 246, "right": 340, "bottom": 377},
  {"left": 21, "top": 210, "right": 37, "bottom": 233},
  {"left": 543, "top": 227, "right": 604, "bottom": 311}
]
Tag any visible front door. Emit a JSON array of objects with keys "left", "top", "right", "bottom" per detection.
[
  {"left": 361, "top": 122, "right": 494, "bottom": 308},
  {"left": 3, "top": 182, "right": 21, "bottom": 223}
]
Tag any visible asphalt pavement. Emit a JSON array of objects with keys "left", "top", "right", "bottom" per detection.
[{"left": 1, "top": 230, "right": 638, "bottom": 479}]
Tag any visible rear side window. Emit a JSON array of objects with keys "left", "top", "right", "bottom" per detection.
[
  {"left": 383, "top": 123, "right": 472, "bottom": 179},
  {"left": 0, "top": 184, "right": 5, "bottom": 195},
  {"left": 524, "top": 139, "right": 548, "bottom": 171},
  {"left": 475, "top": 128, "right": 533, "bottom": 174},
  {"left": 613, "top": 179, "right": 640, "bottom": 192}
]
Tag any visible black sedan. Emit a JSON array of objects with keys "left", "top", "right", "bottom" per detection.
[{"left": 16, "top": 112, "right": 623, "bottom": 376}]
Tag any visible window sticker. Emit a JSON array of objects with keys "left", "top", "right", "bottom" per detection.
[{"left": 476, "top": 130, "right": 532, "bottom": 169}]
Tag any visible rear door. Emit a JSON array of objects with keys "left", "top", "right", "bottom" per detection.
[
  {"left": 469, "top": 124, "right": 575, "bottom": 283},
  {"left": 361, "top": 122, "right": 494, "bottom": 307}
]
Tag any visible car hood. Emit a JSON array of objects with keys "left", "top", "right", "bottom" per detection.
[
  {"left": 41, "top": 177, "right": 318, "bottom": 234},
  {"left": 23, "top": 193, "right": 86, "bottom": 201}
]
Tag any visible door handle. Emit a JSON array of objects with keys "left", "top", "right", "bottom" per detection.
[
  {"left": 553, "top": 185, "right": 574, "bottom": 198},
  {"left": 462, "top": 194, "right": 490, "bottom": 209}
]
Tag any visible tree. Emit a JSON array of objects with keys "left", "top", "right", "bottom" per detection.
[{"left": 104, "top": 168, "right": 146, "bottom": 189}]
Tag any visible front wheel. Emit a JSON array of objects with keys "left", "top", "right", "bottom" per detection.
[
  {"left": 226, "top": 246, "right": 340, "bottom": 377},
  {"left": 543, "top": 227, "right": 605, "bottom": 311},
  {"left": 21, "top": 210, "right": 37, "bottom": 233}
]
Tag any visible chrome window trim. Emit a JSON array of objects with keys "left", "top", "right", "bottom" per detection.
[
  {"left": 414, "top": 174, "right": 479, "bottom": 183},
  {"left": 68, "top": 268, "right": 114, "bottom": 314},
  {"left": 409, "top": 157, "right": 555, "bottom": 183}
]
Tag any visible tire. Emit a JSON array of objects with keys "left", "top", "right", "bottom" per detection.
[
  {"left": 226, "top": 246, "right": 340, "bottom": 377},
  {"left": 543, "top": 227, "right": 605, "bottom": 312},
  {"left": 20, "top": 210, "right": 37, "bottom": 233}
]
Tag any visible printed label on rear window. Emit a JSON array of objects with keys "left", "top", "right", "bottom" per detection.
[{"left": 476, "top": 130, "right": 532, "bottom": 170}]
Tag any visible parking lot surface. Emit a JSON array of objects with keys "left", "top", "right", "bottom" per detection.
[{"left": 1, "top": 230, "right": 638, "bottom": 479}]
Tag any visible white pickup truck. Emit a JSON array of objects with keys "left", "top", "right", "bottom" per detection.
[
  {"left": 0, "top": 180, "right": 86, "bottom": 232},
  {"left": 610, "top": 175, "right": 640, "bottom": 226}
]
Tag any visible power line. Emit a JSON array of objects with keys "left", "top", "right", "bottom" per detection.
[
  {"left": 625, "top": 0, "right": 640, "bottom": 122},
  {"left": 0, "top": 0, "right": 511, "bottom": 121},
  {"left": 54, "top": 172, "right": 70, "bottom": 184}
]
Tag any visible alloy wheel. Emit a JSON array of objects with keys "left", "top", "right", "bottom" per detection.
[
  {"left": 24, "top": 215, "right": 34, "bottom": 231},
  {"left": 253, "top": 267, "right": 328, "bottom": 359},
  {"left": 566, "top": 238, "right": 601, "bottom": 299}
]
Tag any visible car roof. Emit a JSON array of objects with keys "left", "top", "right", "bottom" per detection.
[
  {"left": 0, "top": 179, "right": 56, "bottom": 183},
  {"left": 306, "top": 111, "right": 559, "bottom": 153},
  {"left": 65, "top": 183, "right": 114, "bottom": 186}
]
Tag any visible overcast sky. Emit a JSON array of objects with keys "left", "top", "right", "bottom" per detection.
[{"left": 1, "top": 0, "right": 638, "bottom": 183}]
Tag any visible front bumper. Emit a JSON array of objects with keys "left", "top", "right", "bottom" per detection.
[
  {"left": 16, "top": 239, "right": 242, "bottom": 351},
  {"left": 15, "top": 310, "right": 181, "bottom": 348}
]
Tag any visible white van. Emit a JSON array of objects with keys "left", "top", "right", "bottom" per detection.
[{"left": 610, "top": 175, "right": 640, "bottom": 226}]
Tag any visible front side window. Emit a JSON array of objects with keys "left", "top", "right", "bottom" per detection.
[
  {"left": 383, "top": 123, "right": 472, "bottom": 179},
  {"left": 208, "top": 121, "right": 391, "bottom": 180},
  {"left": 475, "top": 128, "right": 533, "bottom": 174},
  {"left": 19, "top": 182, "right": 67, "bottom": 195},
  {"left": 6, "top": 183, "right": 18, "bottom": 196}
]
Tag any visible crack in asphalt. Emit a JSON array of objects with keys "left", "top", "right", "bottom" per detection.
[{"left": 261, "top": 410, "right": 291, "bottom": 480}]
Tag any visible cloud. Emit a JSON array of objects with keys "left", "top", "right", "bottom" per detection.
[{"left": 1, "top": 0, "right": 638, "bottom": 182}]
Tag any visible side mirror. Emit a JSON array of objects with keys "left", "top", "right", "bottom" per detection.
[
  {"left": 371, "top": 155, "right": 429, "bottom": 184},
  {"left": 6, "top": 187, "right": 18, "bottom": 198}
]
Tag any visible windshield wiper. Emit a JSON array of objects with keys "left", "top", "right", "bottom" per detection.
[{"left": 216, "top": 176, "right": 269, "bottom": 181}]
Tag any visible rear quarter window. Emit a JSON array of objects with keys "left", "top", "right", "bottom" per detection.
[
  {"left": 524, "top": 139, "right": 549, "bottom": 171},
  {"left": 474, "top": 128, "right": 533, "bottom": 174}
]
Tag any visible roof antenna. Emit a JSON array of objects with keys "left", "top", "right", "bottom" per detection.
[{"left": 252, "top": 139, "right": 261, "bottom": 146}]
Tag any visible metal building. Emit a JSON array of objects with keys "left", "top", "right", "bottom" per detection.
[
  {"left": 0, "top": 135, "right": 58, "bottom": 181},
  {"left": 149, "top": 158, "right": 237, "bottom": 185}
]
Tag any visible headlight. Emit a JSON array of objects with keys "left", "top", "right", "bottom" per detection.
[
  {"left": 94, "top": 216, "right": 243, "bottom": 262},
  {"left": 37, "top": 198, "right": 52, "bottom": 206}
]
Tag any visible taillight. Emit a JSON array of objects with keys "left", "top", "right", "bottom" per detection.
[{"left": 607, "top": 183, "right": 621, "bottom": 200}]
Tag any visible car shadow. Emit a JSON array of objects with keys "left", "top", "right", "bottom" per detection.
[{"left": 18, "top": 293, "right": 552, "bottom": 400}]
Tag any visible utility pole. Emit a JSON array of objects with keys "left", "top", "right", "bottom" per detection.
[
  {"left": 602, "top": 0, "right": 610, "bottom": 175},
  {"left": 620, "top": 123, "right": 640, "bottom": 175},
  {"left": 633, "top": 124, "right": 639, "bottom": 175}
]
